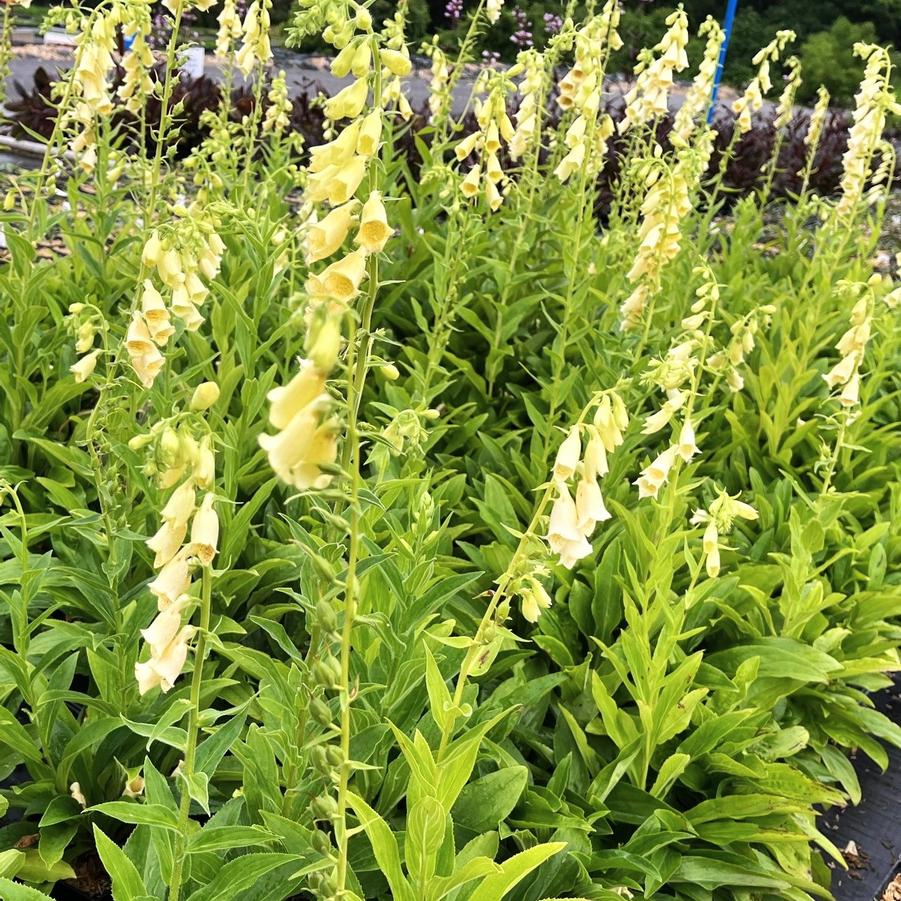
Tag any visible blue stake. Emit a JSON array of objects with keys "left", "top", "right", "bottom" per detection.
[{"left": 707, "top": 0, "right": 739, "bottom": 123}]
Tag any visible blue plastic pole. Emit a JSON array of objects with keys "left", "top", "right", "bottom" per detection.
[{"left": 707, "top": 0, "right": 739, "bottom": 123}]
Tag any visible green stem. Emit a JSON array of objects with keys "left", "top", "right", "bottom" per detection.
[{"left": 168, "top": 565, "right": 213, "bottom": 901}]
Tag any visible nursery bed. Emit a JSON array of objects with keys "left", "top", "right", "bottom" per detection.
[{"left": 827, "top": 677, "right": 901, "bottom": 901}]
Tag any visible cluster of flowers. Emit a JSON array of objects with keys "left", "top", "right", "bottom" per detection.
[
  {"left": 215, "top": 0, "right": 244, "bottom": 58},
  {"left": 543, "top": 12, "right": 563, "bottom": 35},
  {"left": 707, "top": 304, "right": 774, "bottom": 394},
  {"left": 236, "top": 0, "right": 273, "bottom": 77},
  {"left": 823, "top": 281, "right": 875, "bottom": 408},
  {"left": 619, "top": 5, "right": 689, "bottom": 134},
  {"left": 424, "top": 38, "right": 450, "bottom": 121},
  {"left": 261, "top": 4, "right": 402, "bottom": 491},
  {"left": 130, "top": 212, "right": 225, "bottom": 387},
  {"left": 554, "top": 5, "right": 620, "bottom": 184},
  {"left": 119, "top": 30, "right": 155, "bottom": 115},
  {"left": 732, "top": 30, "right": 795, "bottom": 134},
  {"left": 66, "top": 2, "right": 134, "bottom": 172},
  {"left": 546, "top": 393, "right": 628, "bottom": 569},
  {"left": 672, "top": 16, "right": 724, "bottom": 142},
  {"left": 263, "top": 70, "right": 293, "bottom": 134},
  {"left": 804, "top": 86, "right": 831, "bottom": 159},
  {"left": 456, "top": 72, "right": 516, "bottom": 210},
  {"left": 620, "top": 153, "right": 693, "bottom": 330},
  {"left": 835, "top": 44, "right": 901, "bottom": 219},
  {"left": 510, "top": 7, "right": 533, "bottom": 49},
  {"left": 68, "top": 303, "right": 106, "bottom": 383},
  {"left": 633, "top": 270, "right": 724, "bottom": 499},
  {"left": 773, "top": 56, "right": 802, "bottom": 131},
  {"left": 508, "top": 49, "right": 545, "bottom": 160},
  {"left": 132, "top": 383, "right": 220, "bottom": 694},
  {"left": 691, "top": 489, "right": 758, "bottom": 578},
  {"left": 444, "top": 0, "right": 463, "bottom": 24}
]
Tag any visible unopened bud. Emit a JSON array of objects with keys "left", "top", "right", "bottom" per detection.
[{"left": 190, "top": 381, "right": 220, "bottom": 411}]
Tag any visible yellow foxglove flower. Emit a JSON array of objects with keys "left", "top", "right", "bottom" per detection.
[
  {"left": 326, "top": 155, "right": 368, "bottom": 206},
  {"left": 308, "top": 249, "right": 368, "bottom": 302},
  {"left": 355, "top": 192, "right": 393, "bottom": 253},
  {"left": 547, "top": 482, "right": 593, "bottom": 569},
  {"left": 635, "top": 445, "right": 678, "bottom": 500},
  {"left": 839, "top": 371, "right": 860, "bottom": 407},
  {"left": 259, "top": 406, "right": 337, "bottom": 490},
  {"left": 382, "top": 48, "right": 412, "bottom": 77},
  {"left": 126, "top": 311, "right": 155, "bottom": 358},
  {"left": 171, "top": 297, "right": 205, "bottom": 332},
  {"left": 141, "top": 280, "right": 175, "bottom": 346},
  {"left": 267, "top": 360, "right": 327, "bottom": 430},
  {"left": 703, "top": 521, "right": 720, "bottom": 578},
  {"left": 161, "top": 481, "right": 196, "bottom": 529},
  {"left": 676, "top": 418, "right": 698, "bottom": 462},
  {"left": 189, "top": 493, "right": 219, "bottom": 566},
  {"left": 140, "top": 597, "right": 190, "bottom": 659},
  {"left": 583, "top": 431, "right": 609, "bottom": 481},
  {"left": 146, "top": 519, "right": 188, "bottom": 569},
  {"left": 455, "top": 132, "right": 480, "bottom": 161},
  {"left": 350, "top": 42, "right": 371, "bottom": 78},
  {"left": 553, "top": 426, "right": 581, "bottom": 481},
  {"left": 310, "top": 121, "right": 361, "bottom": 172},
  {"left": 135, "top": 624, "right": 194, "bottom": 694},
  {"left": 325, "top": 77, "right": 369, "bottom": 121},
  {"left": 70, "top": 783, "right": 87, "bottom": 807},
  {"left": 305, "top": 201, "right": 359, "bottom": 263},
  {"left": 521, "top": 576, "right": 552, "bottom": 623},
  {"left": 142, "top": 230, "right": 163, "bottom": 266},
  {"left": 71, "top": 349, "right": 102, "bottom": 383},
  {"left": 190, "top": 381, "right": 220, "bottom": 411},
  {"left": 575, "top": 477, "right": 611, "bottom": 535},
  {"left": 594, "top": 396, "right": 624, "bottom": 452},
  {"left": 149, "top": 548, "right": 193, "bottom": 609},
  {"left": 356, "top": 110, "right": 383, "bottom": 156},
  {"left": 194, "top": 436, "right": 216, "bottom": 490},
  {"left": 157, "top": 248, "right": 184, "bottom": 288},
  {"left": 460, "top": 165, "right": 481, "bottom": 198},
  {"left": 306, "top": 313, "right": 343, "bottom": 373},
  {"left": 486, "top": 180, "right": 503, "bottom": 212}
]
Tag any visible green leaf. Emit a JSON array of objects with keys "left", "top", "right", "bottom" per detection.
[
  {"left": 0, "top": 878, "right": 55, "bottom": 901},
  {"left": 0, "top": 850, "right": 24, "bottom": 879},
  {"left": 468, "top": 842, "right": 566, "bottom": 901},
  {"left": 184, "top": 854, "right": 302, "bottom": 901},
  {"left": 186, "top": 826, "right": 279, "bottom": 854},
  {"left": 88, "top": 802, "right": 180, "bottom": 831},
  {"left": 93, "top": 825, "right": 149, "bottom": 901},
  {"left": 406, "top": 796, "right": 446, "bottom": 893},
  {"left": 345, "top": 791, "right": 415, "bottom": 901},
  {"left": 452, "top": 766, "right": 528, "bottom": 833},
  {"left": 424, "top": 645, "right": 454, "bottom": 735}
]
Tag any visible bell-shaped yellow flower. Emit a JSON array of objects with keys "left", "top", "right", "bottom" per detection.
[
  {"left": 382, "top": 48, "right": 412, "bottom": 77},
  {"left": 305, "top": 201, "right": 358, "bottom": 264},
  {"left": 267, "top": 360, "right": 327, "bottom": 430},
  {"left": 70, "top": 349, "right": 102, "bottom": 383},
  {"left": 307, "top": 249, "right": 368, "bottom": 302},
  {"left": 355, "top": 192, "right": 393, "bottom": 254},
  {"left": 189, "top": 493, "right": 219, "bottom": 566},
  {"left": 148, "top": 547, "right": 193, "bottom": 609},
  {"left": 141, "top": 280, "right": 174, "bottom": 346},
  {"left": 356, "top": 110, "right": 383, "bottom": 157},
  {"left": 146, "top": 518, "right": 188, "bottom": 569},
  {"left": 326, "top": 155, "right": 368, "bottom": 206},
  {"left": 324, "top": 77, "right": 369, "bottom": 121},
  {"left": 460, "top": 165, "right": 481, "bottom": 198}
]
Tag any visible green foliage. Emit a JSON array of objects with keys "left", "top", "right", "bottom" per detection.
[{"left": 0, "top": 2, "right": 900, "bottom": 901}]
